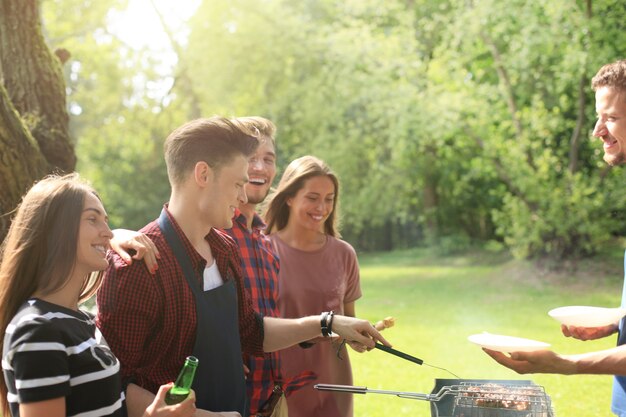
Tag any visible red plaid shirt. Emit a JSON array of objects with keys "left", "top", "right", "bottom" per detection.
[
  {"left": 225, "top": 210, "right": 282, "bottom": 415},
  {"left": 96, "top": 206, "right": 264, "bottom": 394}
]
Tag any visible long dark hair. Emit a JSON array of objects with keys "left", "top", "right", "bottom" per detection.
[
  {"left": 264, "top": 155, "right": 340, "bottom": 237},
  {"left": 0, "top": 173, "right": 100, "bottom": 415}
]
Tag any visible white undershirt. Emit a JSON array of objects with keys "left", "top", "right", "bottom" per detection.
[{"left": 203, "top": 261, "right": 224, "bottom": 291}]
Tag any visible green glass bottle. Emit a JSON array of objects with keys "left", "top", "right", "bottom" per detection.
[{"left": 165, "top": 356, "right": 199, "bottom": 405}]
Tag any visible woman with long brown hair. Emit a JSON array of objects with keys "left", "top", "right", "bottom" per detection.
[
  {"left": 0, "top": 174, "right": 196, "bottom": 417},
  {"left": 264, "top": 156, "right": 364, "bottom": 417}
]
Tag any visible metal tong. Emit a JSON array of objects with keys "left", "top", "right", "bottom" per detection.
[
  {"left": 374, "top": 343, "right": 424, "bottom": 365},
  {"left": 373, "top": 343, "right": 460, "bottom": 378},
  {"left": 314, "top": 383, "right": 436, "bottom": 401}
]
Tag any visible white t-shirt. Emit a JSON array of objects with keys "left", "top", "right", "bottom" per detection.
[{"left": 203, "top": 260, "right": 224, "bottom": 291}]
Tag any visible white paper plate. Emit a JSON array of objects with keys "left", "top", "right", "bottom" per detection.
[
  {"left": 468, "top": 332, "right": 550, "bottom": 352},
  {"left": 548, "top": 306, "right": 626, "bottom": 327}
]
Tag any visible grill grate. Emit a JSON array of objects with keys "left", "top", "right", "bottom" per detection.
[
  {"left": 450, "top": 382, "right": 554, "bottom": 417},
  {"left": 314, "top": 379, "right": 556, "bottom": 417}
]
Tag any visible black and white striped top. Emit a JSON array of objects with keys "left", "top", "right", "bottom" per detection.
[{"left": 2, "top": 299, "right": 125, "bottom": 417}]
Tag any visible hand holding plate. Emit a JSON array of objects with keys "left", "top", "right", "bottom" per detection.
[
  {"left": 561, "top": 323, "right": 618, "bottom": 341},
  {"left": 482, "top": 348, "right": 577, "bottom": 375}
]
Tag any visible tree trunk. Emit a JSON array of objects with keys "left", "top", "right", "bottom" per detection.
[
  {"left": 0, "top": 0, "right": 75, "bottom": 241},
  {"left": 0, "top": 0, "right": 75, "bottom": 171},
  {"left": 0, "top": 84, "right": 47, "bottom": 239}
]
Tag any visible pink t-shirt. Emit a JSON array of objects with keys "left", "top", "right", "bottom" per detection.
[{"left": 270, "top": 234, "right": 362, "bottom": 417}]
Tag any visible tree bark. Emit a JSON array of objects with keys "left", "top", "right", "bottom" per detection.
[
  {"left": 0, "top": 84, "right": 47, "bottom": 240},
  {"left": 0, "top": 0, "right": 75, "bottom": 241},
  {"left": 0, "top": 0, "right": 75, "bottom": 171}
]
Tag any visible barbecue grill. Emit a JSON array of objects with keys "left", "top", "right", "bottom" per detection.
[{"left": 316, "top": 379, "right": 556, "bottom": 417}]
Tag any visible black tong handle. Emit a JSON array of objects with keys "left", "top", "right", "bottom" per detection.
[{"left": 374, "top": 343, "right": 424, "bottom": 365}]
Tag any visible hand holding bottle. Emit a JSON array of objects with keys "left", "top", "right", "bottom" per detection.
[
  {"left": 143, "top": 383, "right": 196, "bottom": 417},
  {"left": 165, "top": 356, "right": 199, "bottom": 404}
]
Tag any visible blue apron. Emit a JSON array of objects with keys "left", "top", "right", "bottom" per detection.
[
  {"left": 612, "top": 250, "right": 626, "bottom": 417},
  {"left": 158, "top": 209, "right": 247, "bottom": 416}
]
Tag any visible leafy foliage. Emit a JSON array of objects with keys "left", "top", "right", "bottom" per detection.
[
  {"left": 40, "top": 0, "right": 626, "bottom": 259},
  {"left": 41, "top": 0, "right": 185, "bottom": 228}
]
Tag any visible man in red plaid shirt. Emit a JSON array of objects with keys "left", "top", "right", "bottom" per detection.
[
  {"left": 224, "top": 117, "right": 315, "bottom": 417},
  {"left": 97, "top": 116, "right": 389, "bottom": 417}
]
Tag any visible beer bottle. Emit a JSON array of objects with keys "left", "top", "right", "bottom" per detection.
[{"left": 165, "top": 356, "right": 199, "bottom": 405}]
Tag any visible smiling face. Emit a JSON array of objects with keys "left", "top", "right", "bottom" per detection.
[
  {"left": 286, "top": 175, "right": 336, "bottom": 234},
  {"left": 74, "top": 193, "right": 113, "bottom": 277},
  {"left": 244, "top": 138, "right": 276, "bottom": 205},
  {"left": 593, "top": 86, "right": 626, "bottom": 166}
]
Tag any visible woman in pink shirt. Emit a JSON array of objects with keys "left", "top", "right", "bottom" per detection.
[{"left": 264, "top": 156, "right": 363, "bottom": 417}]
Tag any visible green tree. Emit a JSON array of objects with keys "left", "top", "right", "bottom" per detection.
[
  {"left": 181, "top": 0, "right": 626, "bottom": 258},
  {"left": 427, "top": 0, "right": 626, "bottom": 258},
  {"left": 42, "top": 0, "right": 186, "bottom": 229},
  {"left": 0, "top": 0, "right": 75, "bottom": 240},
  {"left": 21, "top": 0, "right": 625, "bottom": 259}
]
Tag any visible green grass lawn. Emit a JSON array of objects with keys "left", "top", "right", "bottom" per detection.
[
  {"left": 349, "top": 247, "right": 625, "bottom": 417},
  {"left": 5, "top": 247, "right": 620, "bottom": 417}
]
